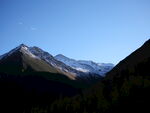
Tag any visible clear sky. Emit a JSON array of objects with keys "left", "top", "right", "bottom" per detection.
[{"left": 0, "top": 0, "right": 150, "bottom": 64}]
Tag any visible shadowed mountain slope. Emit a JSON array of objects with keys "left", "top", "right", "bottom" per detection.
[{"left": 48, "top": 39, "right": 150, "bottom": 113}]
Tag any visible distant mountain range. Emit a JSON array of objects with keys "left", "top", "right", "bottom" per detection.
[{"left": 0, "top": 44, "right": 114, "bottom": 79}]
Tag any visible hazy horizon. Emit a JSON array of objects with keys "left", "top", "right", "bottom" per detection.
[{"left": 0, "top": 0, "right": 150, "bottom": 64}]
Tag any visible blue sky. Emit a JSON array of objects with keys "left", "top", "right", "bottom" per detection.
[{"left": 0, "top": 0, "right": 150, "bottom": 64}]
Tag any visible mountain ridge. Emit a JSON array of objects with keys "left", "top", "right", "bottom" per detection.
[
  {"left": 55, "top": 54, "right": 114, "bottom": 76},
  {"left": 0, "top": 44, "right": 114, "bottom": 78}
]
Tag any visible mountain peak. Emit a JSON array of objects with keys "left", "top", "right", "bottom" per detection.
[
  {"left": 18, "top": 43, "right": 28, "bottom": 48},
  {"left": 55, "top": 54, "right": 70, "bottom": 60},
  {"left": 15, "top": 44, "right": 29, "bottom": 51},
  {"left": 19, "top": 43, "right": 27, "bottom": 47},
  {"left": 55, "top": 54, "right": 66, "bottom": 57}
]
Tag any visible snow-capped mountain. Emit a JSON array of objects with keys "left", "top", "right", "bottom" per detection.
[
  {"left": 0, "top": 44, "right": 114, "bottom": 79},
  {"left": 0, "top": 44, "right": 43, "bottom": 60},
  {"left": 0, "top": 44, "right": 86, "bottom": 79},
  {"left": 55, "top": 54, "right": 114, "bottom": 76}
]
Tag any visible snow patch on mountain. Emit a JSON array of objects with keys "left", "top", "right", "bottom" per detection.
[{"left": 55, "top": 54, "right": 114, "bottom": 76}]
